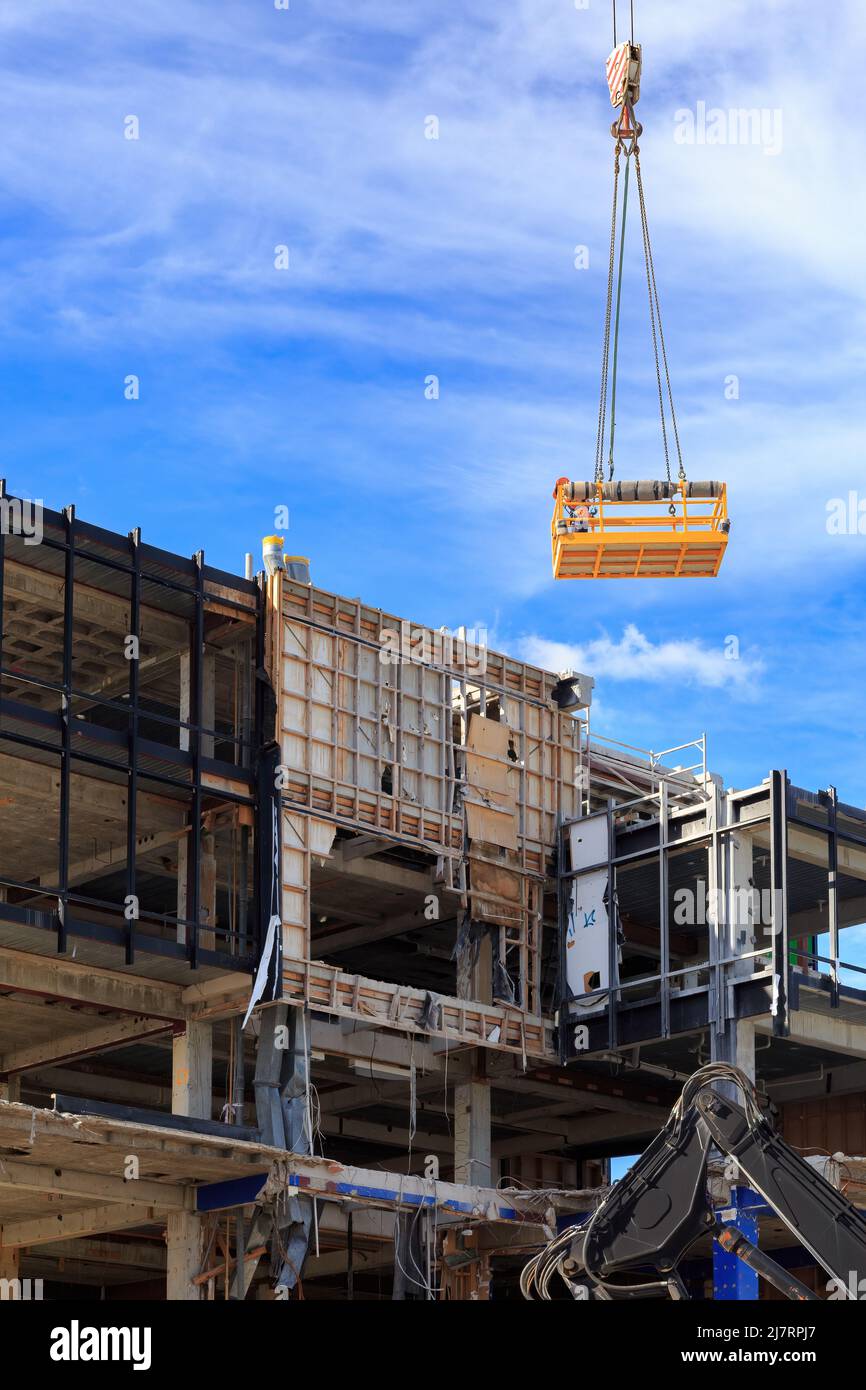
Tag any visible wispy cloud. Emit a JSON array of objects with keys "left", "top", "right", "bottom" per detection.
[
  {"left": 517, "top": 624, "right": 764, "bottom": 692},
  {"left": 0, "top": 0, "right": 856, "bottom": 598},
  {"left": 0, "top": 0, "right": 864, "bottom": 806}
]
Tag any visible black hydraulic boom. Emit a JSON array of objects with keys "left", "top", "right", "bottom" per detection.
[{"left": 522, "top": 1063, "right": 866, "bottom": 1301}]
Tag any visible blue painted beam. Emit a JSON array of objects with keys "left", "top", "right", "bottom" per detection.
[
  {"left": 195, "top": 1164, "right": 529, "bottom": 1221},
  {"left": 197, "top": 1173, "right": 268, "bottom": 1212}
]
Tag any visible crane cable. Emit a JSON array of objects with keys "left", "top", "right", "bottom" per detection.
[
  {"left": 634, "top": 137, "right": 685, "bottom": 486},
  {"left": 593, "top": 143, "right": 623, "bottom": 484},
  {"left": 595, "top": 4, "right": 684, "bottom": 487},
  {"left": 611, "top": 0, "right": 635, "bottom": 47}
]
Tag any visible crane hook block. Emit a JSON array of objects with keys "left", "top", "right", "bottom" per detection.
[{"left": 606, "top": 42, "right": 642, "bottom": 109}]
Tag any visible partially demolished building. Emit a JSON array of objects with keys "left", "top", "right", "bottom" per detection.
[{"left": 1, "top": 486, "right": 865, "bottom": 1300}]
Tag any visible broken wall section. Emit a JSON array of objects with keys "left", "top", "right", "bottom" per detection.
[{"left": 265, "top": 573, "right": 588, "bottom": 1042}]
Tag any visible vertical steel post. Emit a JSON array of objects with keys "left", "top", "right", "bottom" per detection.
[
  {"left": 188, "top": 551, "right": 205, "bottom": 970},
  {"left": 0, "top": 501, "right": 5, "bottom": 741},
  {"left": 713, "top": 1187, "right": 760, "bottom": 1301},
  {"left": 607, "top": 799, "right": 618, "bottom": 1054},
  {"left": 708, "top": 782, "right": 724, "bottom": 1058},
  {"left": 827, "top": 785, "right": 840, "bottom": 1008},
  {"left": 770, "top": 769, "right": 790, "bottom": 1037},
  {"left": 659, "top": 780, "right": 670, "bottom": 1039},
  {"left": 125, "top": 528, "right": 141, "bottom": 966},
  {"left": 58, "top": 505, "right": 75, "bottom": 955},
  {"left": 557, "top": 818, "right": 568, "bottom": 1063}
]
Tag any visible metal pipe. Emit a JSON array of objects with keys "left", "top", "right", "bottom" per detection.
[{"left": 714, "top": 1222, "right": 819, "bottom": 1302}]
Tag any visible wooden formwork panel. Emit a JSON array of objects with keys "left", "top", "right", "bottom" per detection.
[
  {"left": 279, "top": 580, "right": 555, "bottom": 700},
  {"left": 281, "top": 959, "right": 555, "bottom": 1059},
  {"left": 281, "top": 811, "right": 337, "bottom": 961},
  {"left": 513, "top": 701, "right": 583, "bottom": 862},
  {"left": 277, "top": 600, "right": 460, "bottom": 854},
  {"left": 268, "top": 574, "right": 588, "bottom": 1020},
  {"left": 268, "top": 574, "right": 587, "bottom": 867}
]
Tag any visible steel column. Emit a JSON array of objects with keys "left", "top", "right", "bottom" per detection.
[
  {"left": 770, "top": 770, "right": 790, "bottom": 1037},
  {"left": 827, "top": 785, "right": 840, "bottom": 1008},
  {"left": 58, "top": 505, "right": 75, "bottom": 954},
  {"left": 188, "top": 550, "right": 205, "bottom": 970},
  {"left": 713, "top": 1186, "right": 760, "bottom": 1301},
  {"left": 659, "top": 780, "right": 670, "bottom": 1039},
  {"left": 125, "top": 527, "right": 141, "bottom": 965}
]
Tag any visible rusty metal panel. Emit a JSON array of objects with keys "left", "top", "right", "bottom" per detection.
[{"left": 468, "top": 857, "right": 523, "bottom": 928}]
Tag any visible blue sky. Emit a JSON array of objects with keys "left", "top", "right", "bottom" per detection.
[{"left": 1, "top": 0, "right": 865, "bottom": 806}]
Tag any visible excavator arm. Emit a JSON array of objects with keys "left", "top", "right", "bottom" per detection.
[{"left": 522, "top": 1063, "right": 866, "bottom": 1302}]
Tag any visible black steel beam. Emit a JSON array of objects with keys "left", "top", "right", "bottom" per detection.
[{"left": 52, "top": 1091, "right": 261, "bottom": 1143}]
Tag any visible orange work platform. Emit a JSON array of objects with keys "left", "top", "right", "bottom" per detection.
[{"left": 551, "top": 479, "right": 729, "bottom": 580}]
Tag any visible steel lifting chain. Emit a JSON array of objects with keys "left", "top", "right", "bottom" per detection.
[
  {"left": 634, "top": 141, "right": 685, "bottom": 486},
  {"left": 594, "top": 141, "right": 622, "bottom": 484},
  {"left": 594, "top": 3, "right": 686, "bottom": 490}
]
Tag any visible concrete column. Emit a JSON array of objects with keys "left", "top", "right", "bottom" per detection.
[
  {"left": 180, "top": 650, "right": 215, "bottom": 758},
  {"left": 473, "top": 933, "right": 493, "bottom": 1006},
  {"left": 0, "top": 1244, "right": 19, "bottom": 1282},
  {"left": 229, "top": 1014, "right": 245, "bottom": 1126},
  {"left": 165, "top": 1212, "right": 204, "bottom": 1302},
  {"left": 179, "top": 651, "right": 191, "bottom": 752},
  {"left": 172, "top": 1021, "right": 213, "bottom": 1120},
  {"left": 176, "top": 834, "right": 189, "bottom": 946},
  {"left": 728, "top": 830, "right": 762, "bottom": 977},
  {"left": 0, "top": 1077, "right": 21, "bottom": 1103},
  {"left": 200, "top": 832, "right": 217, "bottom": 952},
  {"left": 454, "top": 927, "right": 494, "bottom": 1186},
  {"left": 178, "top": 643, "right": 215, "bottom": 948},
  {"left": 454, "top": 1076, "right": 492, "bottom": 1187},
  {"left": 201, "top": 652, "right": 215, "bottom": 760},
  {"left": 168, "top": 1022, "right": 212, "bottom": 1299},
  {"left": 734, "top": 1019, "right": 757, "bottom": 1083},
  {"left": 713, "top": 811, "right": 764, "bottom": 1073}
]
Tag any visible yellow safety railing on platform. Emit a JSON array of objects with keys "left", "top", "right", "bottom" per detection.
[{"left": 551, "top": 480, "right": 729, "bottom": 580}]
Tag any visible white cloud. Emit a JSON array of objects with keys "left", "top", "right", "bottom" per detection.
[
  {"left": 0, "top": 0, "right": 862, "bottom": 608},
  {"left": 517, "top": 624, "right": 763, "bottom": 691},
  {"left": 0, "top": 0, "right": 861, "bottom": 325}
]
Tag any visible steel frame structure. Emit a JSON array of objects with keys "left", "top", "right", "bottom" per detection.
[
  {"left": 559, "top": 767, "right": 866, "bottom": 1063},
  {"left": 0, "top": 486, "right": 267, "bottom": 974}
]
